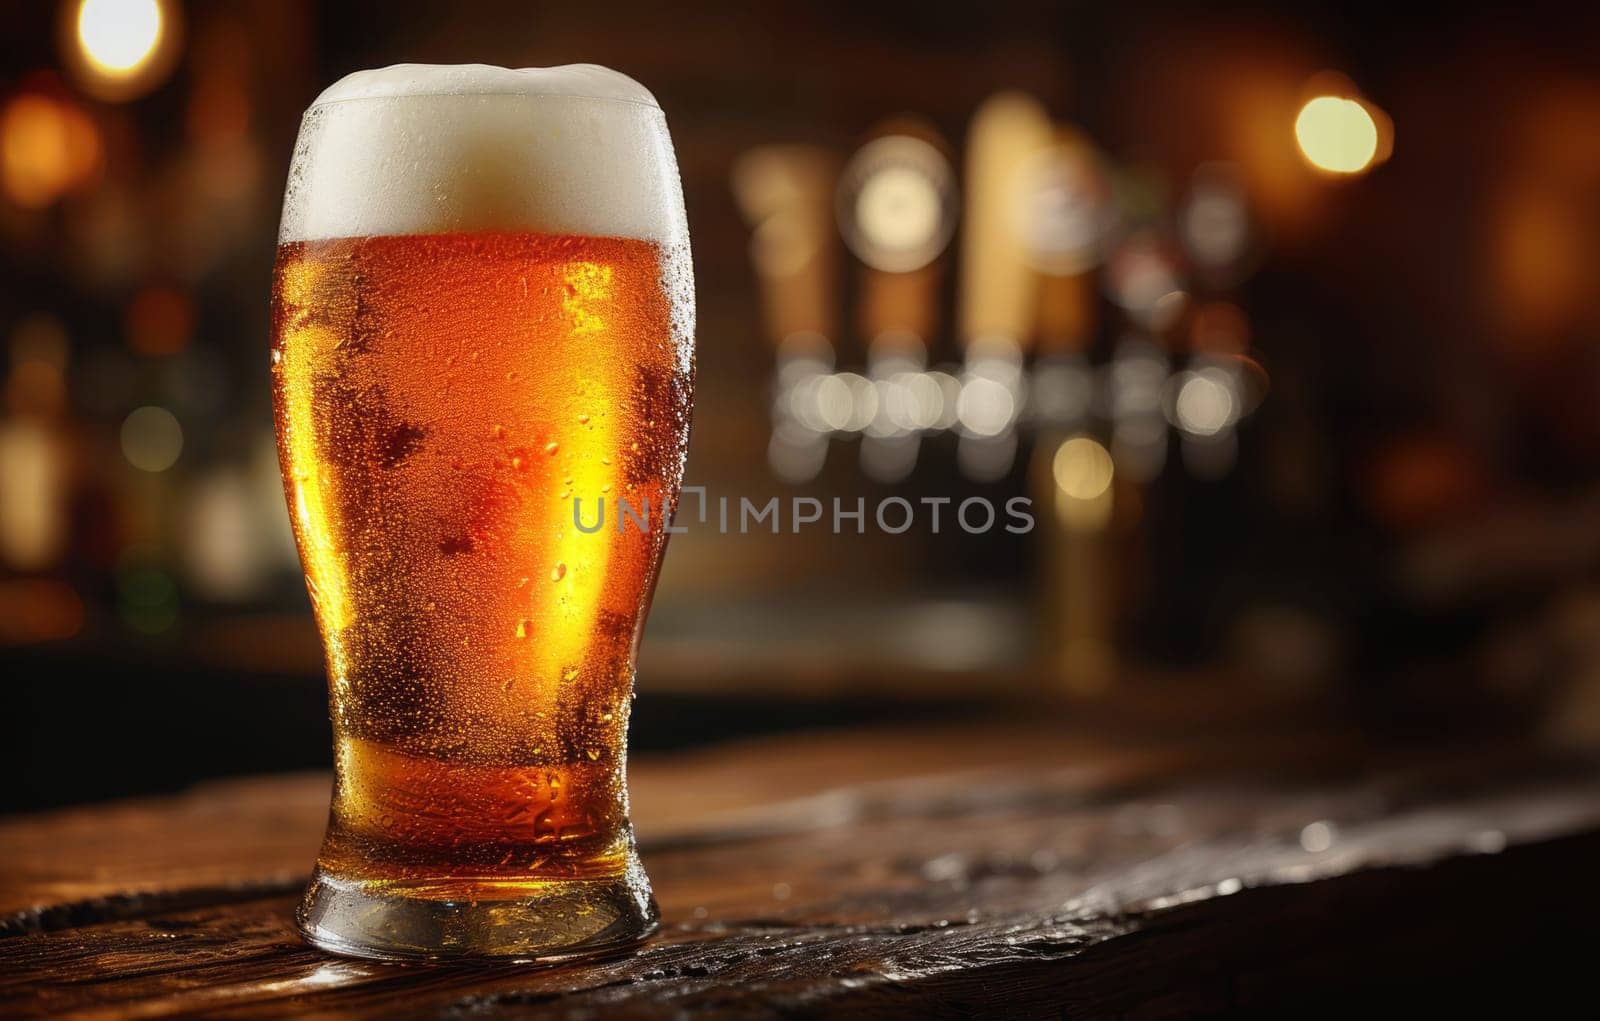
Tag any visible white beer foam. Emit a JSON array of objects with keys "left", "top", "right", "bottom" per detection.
[{"left": 279, "top": 64, "right": 688, "bottom": 246}]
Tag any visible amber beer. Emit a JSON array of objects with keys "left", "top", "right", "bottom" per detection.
[{"left": 271, "top": 65, "right": 693, "bottom": 961}]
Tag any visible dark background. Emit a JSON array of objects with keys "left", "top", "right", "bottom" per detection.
[{"left": 4, "top": 1, "right": 1600, "bottom": 812}]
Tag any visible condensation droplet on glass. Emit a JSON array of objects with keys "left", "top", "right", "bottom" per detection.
[
  {"left": 551, "top": 563, "right": 567, "bottom": 582},
  {"left": 516, "top": 619, "right": 533, "bottom": 639},
  {"left": 577, "top": 413, "right": 590, "bottom": 425},
  {"left": 545, "top": 442, "right": 559, "bottom": 456}
]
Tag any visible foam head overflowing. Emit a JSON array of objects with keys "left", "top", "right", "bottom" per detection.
[{"left": 278, "top": 64, "right": 687, "bottom": 245}]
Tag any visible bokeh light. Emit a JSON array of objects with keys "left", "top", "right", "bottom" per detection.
[
  {"left": 77, "top": 0, "right": 163, "bottom": 74},
  {"left": 63, "top": 0, "right": 180, "bottom": 101},
  {"left": 120, "top": 405, "right": 183, "bottom": 472},
  {"left": 1105, "top": 232, "right": 1187, "bottom": 328},
  {"left": 956, "top": 376, "right": 1015, "bottom": 437},
  {"left": 0, "top": 423, "right": 69, "bottom": 570},
  {"left": 1295, "top": 96, "right": 1378, "bottom": 174},
  {"left": 1181, "top": 163, "right": 1252, "bottom": 273},
  {"left": 1019, "top": 132, "right": 1115, "bottom": 276},
  {"left": 1053, "top": 436, "right": 1115, "bottom": 502},
  {"left": 1029, "top": 356, "right": 1094, "bottom": 427},
  {"left": 0, "top": 91, "right": 102, "bottom": 209},
  {"left": 838, "top": 134, "right": 956, "bottom": 273},
  {"left": 857, "top": 166, "right": 941, "bottom": 254},
  {"left": 1053, "top": 435, "right": 1115, "bottom": 531},
  {"left": 1172, "top": 370, "right": 1238, "bottom": 436}
]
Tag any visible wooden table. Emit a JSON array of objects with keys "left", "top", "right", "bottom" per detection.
[{"left": 4, "top": 715, "right": 1599, "bottom": 1017}]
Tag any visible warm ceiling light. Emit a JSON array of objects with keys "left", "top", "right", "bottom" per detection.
[
  {"left": 1294, "top": 95, "right": 1379, "bottom": 175},
  {"left": 77, "top": 0, "right": 162, "bottom": 74},
  {"left": 62, "top": 0, "right": 179, "bottom": 101}
]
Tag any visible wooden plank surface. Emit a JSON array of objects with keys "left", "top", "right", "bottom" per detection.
[{"left": 3, "top": 719, "right": 1599, "bottom": 1018}]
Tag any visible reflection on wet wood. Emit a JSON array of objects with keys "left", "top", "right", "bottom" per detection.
[{"left": 3, "top": 721, "right": 1598, "bottom": 1017}]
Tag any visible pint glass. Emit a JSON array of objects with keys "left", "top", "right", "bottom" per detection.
[{"left": 270, "top": 64, "right": 694, "bottom": 961}]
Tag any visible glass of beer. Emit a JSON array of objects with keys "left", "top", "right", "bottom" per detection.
[{"left": 270, "top": 64, "right": 694, "bottom": 961}]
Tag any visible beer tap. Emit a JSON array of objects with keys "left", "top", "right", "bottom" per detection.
[
  {"left": 737, "top": 97, "right": 1268, "bottom": 497},
  {"left": 836, "top": 120, "right": 958, "bottom": 482},
  {"left": 731, "top": 145, "right": 840, "bottom": 482},
  {"left": 956, "top": 92, "right": 1052, "bottom": 481}
]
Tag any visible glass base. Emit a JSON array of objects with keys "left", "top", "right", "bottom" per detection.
[{"left": 296, "top": 857, "right": 659, "bottom": 963}]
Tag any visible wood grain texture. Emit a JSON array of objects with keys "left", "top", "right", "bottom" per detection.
[{"left": 4, "top": 720, "right": 1598, "bottom": 1018}]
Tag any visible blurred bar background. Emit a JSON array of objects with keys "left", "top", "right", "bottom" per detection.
[{"left": 5, "top": 0, "right": 1600, "bottom": 811}]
